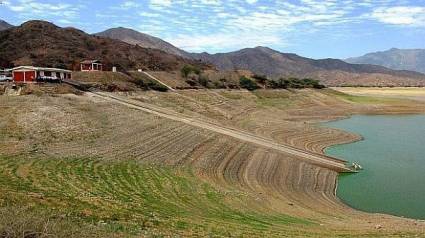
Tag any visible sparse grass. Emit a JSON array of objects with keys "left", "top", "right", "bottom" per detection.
[
  {"left": 253, "top": 90, "right": 294, "bottom": 108},
  {"left": 327, "top": 89, "right": 409, "bottom": 104},
  {"left": 1, "top": 92, "right": 424, "bottom": 237},
  {"left": 219, "top": 91, "right": 244, "bottom": 100},
  {"left": 0, "top": 155, "right": 314, "bottom": 237},
  {"left": 0, "top": 206, "right": 112, "bottom": 238}
]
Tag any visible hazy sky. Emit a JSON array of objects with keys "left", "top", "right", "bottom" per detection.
[{"left": 1, "top": 0, "right": 425, "bottom": 59}]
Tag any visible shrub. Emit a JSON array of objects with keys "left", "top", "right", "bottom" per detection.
[
  {"left": 239, "top": 76, "right": 259, "bottom": 91},
  {"left": 146, "top": 80, "right": 169, "bottom": 92},
  {"left": 185, "top": 79, "right": 198, "bottom": 87},
  {"left": 181, "top": 65, "right": 201, "bottom": 78},
  {"left": 213, "top": 81, "right": 226, "bottom": 89},
  {"left": 198, "top": 75, "right": 210, "bottom": 88},
  {"left": 134, "top": 79, "right": 148, "bottom": 89},
  {"left": 253, "top": 74, "right": 268, "bottom": 85},
  {"left": 268, "top": 77, "right": 325, "bottom": 89}
]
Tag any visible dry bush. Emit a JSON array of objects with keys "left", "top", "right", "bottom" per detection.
[
  {"left": 19, "top": 84, "right": 43, "bottom": 96},
  {"left": 0, "top": 85, "right": 5, "bottom": 95}
]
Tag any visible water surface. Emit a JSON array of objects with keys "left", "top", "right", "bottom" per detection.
[{"left": 325, "top": 115, "right": 425, "bottom": 219}]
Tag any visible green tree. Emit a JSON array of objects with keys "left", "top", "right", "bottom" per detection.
[
  {"left": 253, "top": 74, "right": 268, "bottom": 85},
  {"left": 198, "top": 75, "right": 210, "bottom": 88},
  {"left": 239, "top": 76, "right": 259, "bottom": 91},
  {"left": 181, "top": 65, "right": 201, "bottom": 78},
  {"left": 181, "top": 65, "right": 192, "bottom": 78}
]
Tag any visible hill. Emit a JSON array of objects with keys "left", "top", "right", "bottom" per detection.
[
  {"left": 0, "top": 20, "right": 206, "bottom": 71},
  {"left": 95, "top": 27, "right": 191, "bottom": 58},
  {"left": 346, "top": 48, "right": 425, "bottom": 74},
  {"left": 0, "top": 20, "right": 13, "bottom": 31},
  {"left": 90, "top": 27, "right": 425, "bottom": 87},
  {"left": 191, "top": 47, "right": 425, "bottom": 86}
]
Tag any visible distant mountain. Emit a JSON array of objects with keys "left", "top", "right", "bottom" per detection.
[
  {"left": 191, "top": 46, "right": 425, "bottom": 86},
  {"left": 95, "top": 27, "right": 191, "bottom": 58},
  {"left": 0, "top": 20, "right": 13, "bottom": 31},
  {"left": 0, "top": 20, "right": 206, "bottom": 71},
  {"left": 346, "top": 48, "right": 425, "bottom": 74}
]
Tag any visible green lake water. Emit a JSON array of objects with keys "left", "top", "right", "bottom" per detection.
[{"left": 325, "top": 115, "right": 425, "bottom": 219}]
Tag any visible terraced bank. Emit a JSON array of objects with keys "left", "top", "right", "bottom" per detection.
[{"left": 0, "top": 90, "right": 424, "bottom": 237}]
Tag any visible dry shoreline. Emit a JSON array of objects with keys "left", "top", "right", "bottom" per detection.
[{"left": 1, "top": 88, "right": 425, "bottom": 236}]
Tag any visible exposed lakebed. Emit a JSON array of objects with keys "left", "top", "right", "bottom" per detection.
[{"left": 325, "top": 115, "right": 425, "bottom": 219}]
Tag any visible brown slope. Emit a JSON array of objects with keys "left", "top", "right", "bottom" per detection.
[
  {"left": 192, "top": 46, "right": 425, "bottom": 86},
  {"left": 0, "top": 20, "right": 207, "bottom": 71},
  {"left": 95, "top": 27, "right": 191, "bottom": 59},
  {"left": 0, "top": 20, "right": 13, "bottom": 31}
]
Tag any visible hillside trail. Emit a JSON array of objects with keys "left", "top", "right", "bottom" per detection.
[
  {"left": 88, "top": 91, "right": 352, "bottom": 173},
  {"left": 139, "top": 71, "right": 175, "bottom": 91}
]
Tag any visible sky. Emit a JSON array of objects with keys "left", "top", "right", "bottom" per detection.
[{"left": 1, "top": 0, "right": 425, "bottom": 59}]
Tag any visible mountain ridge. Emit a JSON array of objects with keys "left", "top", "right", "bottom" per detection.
[
  {"left": 95, "top": 27, "right": 191, "bottom": 58},
  {"left": 346, "top": 48, "right": 425, "bottom": 74},
  {"left": 2, "top": 21, "right": 425, "bottom": 86},
  {"left": 0, "top": 20, "right": 206, "bottom": 71},
  {"left": 190, "top": 46, "right": 425, "bottom": 86},
  {"left": 0, "top": 20, "right": 13, "bottom": 31}
]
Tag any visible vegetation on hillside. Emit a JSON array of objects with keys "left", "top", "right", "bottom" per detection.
[
  {"left": 180, "top": 67, "right": 326, "bottom": 90},
  {"left": 192, "top": 46, "right": 425, "bottom": 87},
  {"left": 181, "top": 65, "right": 202, "bottom": 78},
  {"left": 0, "top": 156, "right": 312, "bottom": 237},
  {"left": 0, "top": 21, "right": 207, "bottom": 71},
  {"left": 246, "top": 75, "right": 326, "bottom": 91},
  {"left": 181, "top": 65, "right": 218, "bottom": 88},
  {"left": 268, "top": 77, "right": 326, "bottom": 89},
  {"left": 240, "top": 76, "right": 260, "bottom": 91}
]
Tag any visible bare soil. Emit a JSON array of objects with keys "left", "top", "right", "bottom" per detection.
[{"left": 0, "top": 89, "right": 424, "bottom": 237}]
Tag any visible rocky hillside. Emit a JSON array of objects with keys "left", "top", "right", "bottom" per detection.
[
  {"left": 192, "top": 47, "right": 425, "bottom": 86},
  {"left": 0, "top": 21, "right": 206, "bottom": 71},
  {"left": 95, "top": 27, "right": 191, "bottom": 58},
  {"left": 346, "top": 48, "right": 425, "bottom": 74},
  {"left": 0, "top": 20, "right": 13, "bottom": 31}
]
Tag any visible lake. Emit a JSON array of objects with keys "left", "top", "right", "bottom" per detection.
[{"left": 325, "top": 115, "right": 425, "bottom": 219}]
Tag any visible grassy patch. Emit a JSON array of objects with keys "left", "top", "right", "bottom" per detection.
[
  {"left": 328, "top": 90, "right": 407, "bottom": 104},
  {"left": 218, "top": 91, "right": 244, "bottom": 100},
  {"left": 0, "top": 156, "right": 314, "bottom": 237},
  {"left": 253, "top": 90, "right": 294, "bottom": 108}
]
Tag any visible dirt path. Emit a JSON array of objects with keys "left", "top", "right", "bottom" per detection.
[
  {"left": 89, "top": 92, "right": 352, "bottom": 172},
  {"left": 139, "top": 71, "right": 175, "bottom": 91}
]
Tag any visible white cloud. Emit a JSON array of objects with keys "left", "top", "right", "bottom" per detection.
[
  {"left": 120, "top": 1, "right": 140, "bottom": 9},
  {"left": 245, "top": 0, "right": 257, "bottom": 4},
  {"left": 167, "top": 32, "right": 283, "bottom": 52},
  {"left": 3, "top": 0, "right": 424, "bottom": 53},
  {"left": 371, "top": 6, "right": 425, "bottom": 27},
  {"left": 150, "top": 0, "right": 173, "bottom": 9},
  {"left": 4, "top": 0, "right": 80, "bottom": 18}
]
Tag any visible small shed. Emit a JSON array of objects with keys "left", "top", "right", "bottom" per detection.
[
  {"left": 80, "top": 60, "right": 103, "bottom": 72},
  {"left": 11, "top": 66, "right": 72, "bottom": 83}
]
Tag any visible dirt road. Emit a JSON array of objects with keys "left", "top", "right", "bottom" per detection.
[{"left": 90, "top": 91, "right": 352, "bottom": 172}]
